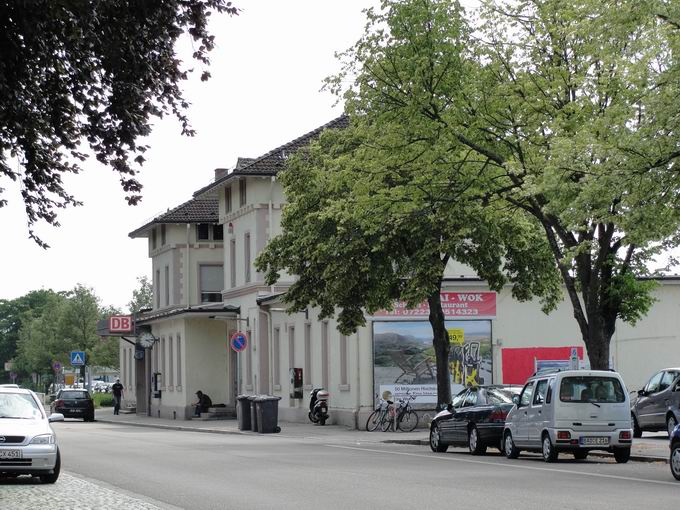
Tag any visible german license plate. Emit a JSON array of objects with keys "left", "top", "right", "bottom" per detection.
[
  {"left": 580, "top": 436, "right": 609, "bottom": 446},
  {"left": 0, "top": 449, "right": 22, "bottom": 459}
]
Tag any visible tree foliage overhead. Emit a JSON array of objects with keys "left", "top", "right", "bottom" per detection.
[
  {"left": 0, "top": 1, "right": 238, "bottom": 247},
  {"left": 321, "top": 0, "right": 680, "bottom": 370},
  {"left": 128, "top": 275, "right": 153, "bottom": 314}
]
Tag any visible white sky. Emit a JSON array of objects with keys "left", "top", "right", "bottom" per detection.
[{"left": 0, "top": 1, "right": 381, "bottom": 311}]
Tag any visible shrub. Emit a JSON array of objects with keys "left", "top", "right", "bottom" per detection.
[{"left": 93, "top": 393, "right": 114, "bottom": 408}]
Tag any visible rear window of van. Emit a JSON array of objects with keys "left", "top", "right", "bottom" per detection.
[{"left": 559, "top": 376, "right": 625, "bottom": 403}]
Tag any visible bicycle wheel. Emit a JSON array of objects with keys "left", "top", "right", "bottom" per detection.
[
  {"left": 381, "top": 414, "right": 394, "bottom": 432},
  {"left": 366, "top": 410, "right": 382, "bottom": 432},
  {"left": 398, "top": 410, "right": 419, "bottom": 432}
]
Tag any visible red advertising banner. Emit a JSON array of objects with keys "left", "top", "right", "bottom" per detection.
[{"left": 373, "top": 291, "right": 496, "bottom": 319}]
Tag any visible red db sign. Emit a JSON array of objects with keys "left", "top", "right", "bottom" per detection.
[{"left": 109, "top": 315, "right": 134, "bottom": 333}]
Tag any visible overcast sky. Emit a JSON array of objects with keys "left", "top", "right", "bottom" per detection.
[{"left": 0, "top": 1, "right": 383, "bottom": 311}]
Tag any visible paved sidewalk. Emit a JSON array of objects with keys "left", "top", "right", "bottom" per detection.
[{"left": 92, "top": 408, "right": 671, "bottom": 462}]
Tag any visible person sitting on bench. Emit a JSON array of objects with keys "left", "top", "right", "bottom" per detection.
[{"left": 192, "top": 390, "right": 212, "bottom": 417}]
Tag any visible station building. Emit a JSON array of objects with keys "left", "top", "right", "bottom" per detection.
[{"left": 120, "top": 117, "right": 680, "bottom": 426}]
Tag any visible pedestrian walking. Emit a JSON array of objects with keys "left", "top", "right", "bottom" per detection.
[{"left": 112, "top": 378, "right": 124, "bottom": 415}]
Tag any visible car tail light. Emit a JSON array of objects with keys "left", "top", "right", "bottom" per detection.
[
  {"left": 489, "top": 409, "right": 508, "bottom": 422},
  {"left": 55, "top": 399, "right": 64, "bottom": 407},
  {"left": 557, "top": 431, "right": 571, "bottom": 440},
  {"left": 619, "top": 431, "right": 632, "bottom": 440}
]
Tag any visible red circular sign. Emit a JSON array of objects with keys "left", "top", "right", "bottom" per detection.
[{"left": 230, "top": 331, "right": 248, "bottom": 353}]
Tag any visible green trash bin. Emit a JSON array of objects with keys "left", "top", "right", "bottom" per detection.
[
  {"left": 237, "top": 395, "right": 251, "bottom": 431},
  {"left": 256, "top": 396, "right": 282, "bottom": 434}
]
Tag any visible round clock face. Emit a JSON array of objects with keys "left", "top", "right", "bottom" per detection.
[{"left": 139, "top": 332, "right": 156, "bottom": 348}]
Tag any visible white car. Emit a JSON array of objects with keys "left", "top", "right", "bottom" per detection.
[
  {"left": 0, "top": 386, "right": 64, "bottom": 483},
  {"left": 503, "top": 369, "right": 633, "bottom": 463}
]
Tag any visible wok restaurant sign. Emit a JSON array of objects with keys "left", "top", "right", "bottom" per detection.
[{"left": 374, "top": 292, "right": 496, "bottom": 319}]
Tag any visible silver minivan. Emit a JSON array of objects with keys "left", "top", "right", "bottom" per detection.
[{"left": 503, "top": 370, "right": 633, "bottom": 463}]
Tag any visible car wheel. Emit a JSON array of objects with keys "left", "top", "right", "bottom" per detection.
[
  {"left": 468, "top": 426, "right": 487, "bottom": 455},
  {"left": 671, "top": 443, "right": 680, "bottom": 481},
  {"left": 430, "top": 423, "right": 448, "bottom": 453},
  {"left": 667, "top": 415, "right": 678, "bottom": 438},
  {"left": 632, "top": 414, "right": 642, "bottom": 438},
  {"left": 504, "top": 431, "right": 520, "bottom": 459},
  {"left": 573, "top": 450, "right": 588, "bottom": 460},
  {"left": 542, "top": 434, "right": 558, "bottom": 463},
  {"left": 40, "top": 448, "right": 60, "bottom": 484},
  {"left": 613, "top": 447, "right": 631, "bottom": 464}
]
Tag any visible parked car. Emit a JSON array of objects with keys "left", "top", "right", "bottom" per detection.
[
  {"left": 0, "top": 385, "right": 64, "bottom": 483},
  {"left": 630, "top": 367, "right": 680, "bottom": 437},
  {"left": 671, "top": 423, "right": 680, "bottom": 481},
  {"left": 503, "top": 369, "right": 633, "bottom": 463},
  {"left": 50, "top": 389, "right": 95, "bottom": 422},
  {"left": 429, "top": 385, "right": 522, "bottom": 455}
]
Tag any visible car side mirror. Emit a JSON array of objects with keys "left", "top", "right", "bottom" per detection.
[
  {"left": 637, "top": 389, "right": 646, "bottom": 397},
  {"left": 48, "top": 413, "right": 64, "bottom": 422},
  {"left": 512, "top": 395, "right": 520, "bottom": 406}
]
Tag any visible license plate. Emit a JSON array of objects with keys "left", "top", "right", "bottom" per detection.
[
  {"left": 0, "top": 449, "right": 22, "bottom": 459},
  {"left": 580, "top": 436, "right": 609, "bottom": 446}
]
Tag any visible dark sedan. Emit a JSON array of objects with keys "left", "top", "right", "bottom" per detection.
[
  {"left": 51, "top": 389, "right": 95, "bottom": 421},
  {"left": 430, "top": 385, "right": 522, "bottom": 455},
  {"left": 671, "top": 423, "right": 680, "bottom": 481}
]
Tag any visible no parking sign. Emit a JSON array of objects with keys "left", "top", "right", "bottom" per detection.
[{"left": 230, "top": 331, "right": 248, "bottom": 353}]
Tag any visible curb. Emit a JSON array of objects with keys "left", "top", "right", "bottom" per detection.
[{"left": 95, "top": 418, "right": 244, "bottom": 436}]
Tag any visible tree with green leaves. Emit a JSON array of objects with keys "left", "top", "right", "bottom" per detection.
[
  {"left": 256, "top": 114, "right": 561, "bottom": 405},
  {"left": 0, "top": 1, "right": 238, "bottom": 247},
  {"left": 324, "top": 0, "right": 680, "bottom": 370},
  {"left": 128, "top": 275, "right": 153, "bottom": 314}
]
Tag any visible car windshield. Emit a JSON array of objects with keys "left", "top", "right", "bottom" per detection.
[
  {"left": 560, "top": 376, "right": 625, "bottom": 403},
  {"left": 60, "top": 391, "right": 89, "bottom": 399},
  {"left": 0, "top": 392, "right": 43, "bottom": 419},
  {"left": 452, "top": 389, "right": 467, "bottom": 407},
  {"left": 486, "top": 387, "right": 520, "bottom": 404}
]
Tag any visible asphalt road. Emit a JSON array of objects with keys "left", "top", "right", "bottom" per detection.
[{"left": 45, "top": 420, "right": 680, "bottom": 510}]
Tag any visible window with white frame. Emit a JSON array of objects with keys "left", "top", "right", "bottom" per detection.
[
  {"left": 239, "top": 179, "right": 247, "bottom": 207},
  {"left": 321, "top": 322, "right": 329, "bottom": 389},
  {"left": 225, "top": 185, "right": 232, "bottom": 213},
  {"left": 199, "top": 265, "right": 223, "bottom": 303},
  {"left": 161, "top": 224, "right": 166, "bottom": 245},
  {"left": 176, "top": 334, "right": 182, "bottom": 388},
  {"left": 230, "top": 239, "right": 236, "bottom": 288},
  {"left": 161, "top": 336, "right": 166, "bottom": 389},
  {"left": 246, "top": 328, "right": 252, "bottom": 386},
  {"left": 168, "top": 335, "right": 174, "bottom": 389},
  {"left": 164, "top": 265, "right": 170, "bottom": 307},
  {"left": 155, "top": 269, "right": 160, "bottom": 309},
  {"left": 304, "top": 323, "right": 311, "bottom": 386},
  {"left": 244, "top": 233, "right": 251, "bottom": 283},
  {"left": 289, "top": 326, "right": 295, "bottom": 372},
  {"left": 340, "top": 334, "right": 348, "bottom": 387},
  {"left": 273, "top": 327, "right": 280, "bottom": 387},
  {"left": 151, "top": 228, "right": 157, "bottom": 250}
]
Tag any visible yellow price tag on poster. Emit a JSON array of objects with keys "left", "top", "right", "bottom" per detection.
[{"left": 448, "top": 328, "right": 465, "bottom": 345}]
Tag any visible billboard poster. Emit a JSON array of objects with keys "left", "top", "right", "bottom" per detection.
[
  {"left": 372, "top": 320, "right": 492, "bottom": 406},
  {"left": 373, "top": 292, "right": 496, "bottom": 319}
]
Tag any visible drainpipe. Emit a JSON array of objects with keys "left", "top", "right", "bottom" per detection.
[
  {"left": 269, "top": 176, "right": 275, "bottom": 294},
  {"left": 260, "top": 308, "right": 274, "bottom": 395},
  {"left": 185, "top": 223, "right": 191, "bottom": 306},
  {"left": 354, "top": 330, "right": 362, "bottom": 430}
]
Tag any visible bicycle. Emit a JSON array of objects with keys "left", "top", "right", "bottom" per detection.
[
  {"left": 394, "top": 392, "right": 419, "bottom": 432},
  {"left": 366, "top": 395, "right": 392, "bottom": 431}
]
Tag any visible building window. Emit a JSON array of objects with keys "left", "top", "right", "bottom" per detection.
[
  {"left": 199, "top": 265, "right": 223, "bottom": 303},
  {"left": 176, "top": 334, "right": 182, "bottom": 388},
  {"left": 155, "top": 269, "right": 160, "bottom": 309},
  {"left": 225, "top": 185, "right": 232, "bottom": 213},
  {"left": 213, "top": 224, "right": 223, "bottom": 241},
  {"left": 164, "top": 265, "right": 170, "bottom": 307},
  {"left": 168, "top": 335, "right": 174, "bottom": 389},
  {"left": 244, "top": 233, "right": 251, "bottom": 283},
  {"left": 273, "top": 327, "right": 280, "bottom": 387},
  {"left": 239, "top": 179, "right": 247, "bottom": 207},
  {"left": 230, "top": 239, "right": 236, "bottom": 288},
  {"left": 122, "top": 349, "right": 127, "bottom": 386},
  {"left": 161, "top": 224, "right": 166, "bottom": 245},
  {"left": 340, "top": 334, "right": 348, "bottom": 386},
  {"left": 321, "top": 322, "right": 329, "bottom": 389},
  {"left": 161, "top": 336, "right": 166, "bottom": 389},
  {"left": 197, "top": 223, "right": 210, "bottom": 241},
  {"left": 151, "top": 228, "right": 157, "bottom": 250},
  {"left": 304, "top": 323, "right": 311, "bottom": 386}
]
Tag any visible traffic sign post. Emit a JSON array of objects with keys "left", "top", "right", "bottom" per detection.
[
  {"left": 230, "top": 331, "right": 248, "bottom": 353},
  {"left": 70, "top": 351, "right": 86, "bottom": 366},
  {"left": 52, "top": 361, "right": 61, "bottom": 372},
  {"left": 9, "top": 371, "right": 17, "bottom": 383}
]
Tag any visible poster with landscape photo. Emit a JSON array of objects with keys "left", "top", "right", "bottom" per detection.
[{"left": 372, "top": 320, "right": 492, "bottom": 406}]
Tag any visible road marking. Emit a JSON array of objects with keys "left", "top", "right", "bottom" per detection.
[{"left": 325, "top": 445, "right": 680, "bottom": 488}]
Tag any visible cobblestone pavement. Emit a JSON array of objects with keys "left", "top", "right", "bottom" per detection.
[{"left": 0, "top": 471, "right": 176, "bottom": 510}]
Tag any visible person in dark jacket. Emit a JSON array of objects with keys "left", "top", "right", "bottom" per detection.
[
  {"left": 193, "top": 390, "right": 212, "bottom": 417},
  {"left": 111, "top": 379, "right": 124, "bottom": 415}
]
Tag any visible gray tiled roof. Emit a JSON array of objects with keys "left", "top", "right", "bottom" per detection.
[
  {"left": 194, "top": 115, "right": 348, "bottom": 198},
  {"left": 128, "top": 197, "right": 219, "bottom": 238}
]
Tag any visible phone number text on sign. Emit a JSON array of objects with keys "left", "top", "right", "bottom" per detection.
[{"left": 373, "top": 292, "right": 496, "bottom": 319}]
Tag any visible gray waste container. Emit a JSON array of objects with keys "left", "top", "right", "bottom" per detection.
[
  {"left": 255, "top": 396, "right": 282, "bottom": 434},
  {"left": 236, "top": 395, "right": 251, "bottom": 431},
  {"left": 248, "top": 395, "right": 259, "bottom": 432}
]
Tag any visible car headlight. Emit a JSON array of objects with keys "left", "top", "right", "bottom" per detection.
[{"left": 29, "top": 434, "right": 55, "bottom": 445}]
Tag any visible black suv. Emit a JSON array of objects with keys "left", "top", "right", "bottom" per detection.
[
  {"left": 631, "top": 368, "right": 680, "bottom": 437},
  {"left": 51, "top": 389, "right": 95, "bottom": 422}
]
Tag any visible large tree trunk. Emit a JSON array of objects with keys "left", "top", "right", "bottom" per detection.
[{"left": 428, "top": 289, "right": 451, "bottom": 409}]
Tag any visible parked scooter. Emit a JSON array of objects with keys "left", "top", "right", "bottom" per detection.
[{"left": 309, "top": 388, "right": 329, "bottom": 425}]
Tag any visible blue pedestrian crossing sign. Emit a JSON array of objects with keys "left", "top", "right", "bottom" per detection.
[{"left": 70, "top": 351, "right": 86, "bottom": 366}]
